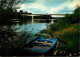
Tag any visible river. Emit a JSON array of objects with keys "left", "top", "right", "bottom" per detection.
[
  {"left": 11, "top": 19, "right": 54, "bottom": 35},
  {"left": 11, "top": 23, "right": 47, "bottom": 34},
  {"left": 10, "top": 20, "right": 54, "bottom": 43}
]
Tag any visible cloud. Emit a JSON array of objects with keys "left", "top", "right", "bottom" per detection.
[
  {"left": 47, "top": 8, "right": 58, "bottom": 14},
  {"left": 27, "top": 3, "right": 47, "bottom": 11},
  {"left": 17, "top": 3, "right": 48, "bottom": 14},
  {"left": 17, "top": 0, "right": 79, "bottom": 14},
  {"left": 47, "top": 0, "right": 73, "bottom": 14},
  {"left": 67, "top": 0, "right": 80, "bottom": 9},
  {"left": 42, "top": 0, "right": 68, "bottom": 7},
  {"left": 25, "top": 0, "right": 37, "bottom": 3},
  {"left": 47, "top": 0, "right": 79, "bottom": 14}
]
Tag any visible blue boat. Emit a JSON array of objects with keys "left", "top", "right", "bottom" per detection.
[{"left": 25, "top": 37, "right": 57, "bottom": 56}]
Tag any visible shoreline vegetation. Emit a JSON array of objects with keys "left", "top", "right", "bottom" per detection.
[
  {"left": 39, "top": 7, "right": 80, "bottom": 56},
  {"left": 0, "top": 0, "right": 35, "bottom": 55}
]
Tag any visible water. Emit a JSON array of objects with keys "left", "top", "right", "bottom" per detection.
[
  {"left": 11, "top": 23, "right": 47, "bottom": 34},
  {"left": 11, "top": 22, "right": 48, "bottom": 44},
  {"left": 11, "top": 19, "right": 55, "bottom": 35}
]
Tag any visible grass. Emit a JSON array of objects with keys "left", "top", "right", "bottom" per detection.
[{"left": 53, "top": 23, "right": 79, "bottom": 54}]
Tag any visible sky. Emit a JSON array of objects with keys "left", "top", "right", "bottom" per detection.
[{"left": 17, "top": 0, "right": 80, "bottom": 14}]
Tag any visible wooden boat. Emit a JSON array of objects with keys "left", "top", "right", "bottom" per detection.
[{"left": 25, "top": 37, "right": 57, "bottom": 56}]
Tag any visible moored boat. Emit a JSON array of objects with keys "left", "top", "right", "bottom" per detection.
[{"left": 25, "top": 37, "right": 57, "bottom": 56}]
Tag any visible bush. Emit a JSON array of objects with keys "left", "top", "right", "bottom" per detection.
[
  {"left": 53, "top": 24, "right": 79, "bottom": 53},
  {"left": 0, "top": 26, "right": 34, "bottom": 55},
  {"left": 0, "top": 8, "right": 19, "bottom": 25},
  {"left": 50, "top": 7, "right": 80, "bottom": 32}
]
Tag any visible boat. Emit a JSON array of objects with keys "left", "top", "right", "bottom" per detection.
[{"left": 25, "top": 37, "right": 57, "bottom": 56}]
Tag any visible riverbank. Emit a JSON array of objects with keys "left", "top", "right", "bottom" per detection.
[
  {"left": 39, "top": 23, "right": 79, "bottom": 56},
  {"left": 39, "top": 7, "right": 80, "bottom": 56}
]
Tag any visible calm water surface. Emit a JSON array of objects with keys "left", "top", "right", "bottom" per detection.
[{"left": 11, "top": 23, "right": 47, "bottom": 34}]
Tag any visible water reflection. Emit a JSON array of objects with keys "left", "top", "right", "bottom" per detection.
[
  {"left": 11, "top": 18, "right": 55, "bottom": 35},
  {"left": 11, "top": 20, "right": 54, "bottom": 43},
  {"left": 11, "top": 23, "right": 47, "bottom": 34}
]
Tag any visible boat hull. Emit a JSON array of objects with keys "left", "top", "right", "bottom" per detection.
[{"left": 24, "top": 37, "right": 57, "bottom": 56}]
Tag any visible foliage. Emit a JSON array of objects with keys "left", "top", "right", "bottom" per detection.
[
  {"left": 0, "top": 8, "right": 19, "bottom": 25},
  {"left": 50, "top": 7, "right": 80, "bottom": 31},
  {"left": 0, "top": 0, "right": 26, "bottom": 25},
  {"left": 39, "top": 29, "right": 53, "bottom": 38},
  {"left": 53, "top": 24, "right": 79, "bottom": 53},
  {"left": 54, "top": 23, "right": 79, "bottom": 39},
  {"left": 43, "top": 7, "right": 80, "bottom": 55},
  {"left": 0, "top": 0, "right": 35, "bottom": 55},
  {"left": 0, "top": 0, "right": 25, "bottom": 9},
  {"left": 0, "top": 26, "right": 34, "bottom": 55}
]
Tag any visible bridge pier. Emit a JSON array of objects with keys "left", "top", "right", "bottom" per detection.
[
  {"left": 50, "top": 19, "right": 56, "bottom": 24},
  {"left": 32, "top": 16, "right": 34, "bottom": 23}
]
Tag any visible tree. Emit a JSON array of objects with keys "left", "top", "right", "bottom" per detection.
[
  {"left": 0, "top": 0, "right": 26, "bottom": 25},
  {"left": 0, "top": 0, "right": 25, "bottom": 9},
  {"left": 19, "top": 10, "right": 23, "bottom": 14},
  {"left": 72, "top": 6, "right": 80, "bottom": 23}
]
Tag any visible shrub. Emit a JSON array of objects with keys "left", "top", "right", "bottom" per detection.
[
  {"left": 0, "top": 26, "right": 34, "bottom": 55},
  {"left": 53, "top": 24, "right": 79, "bottom": 53}
]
